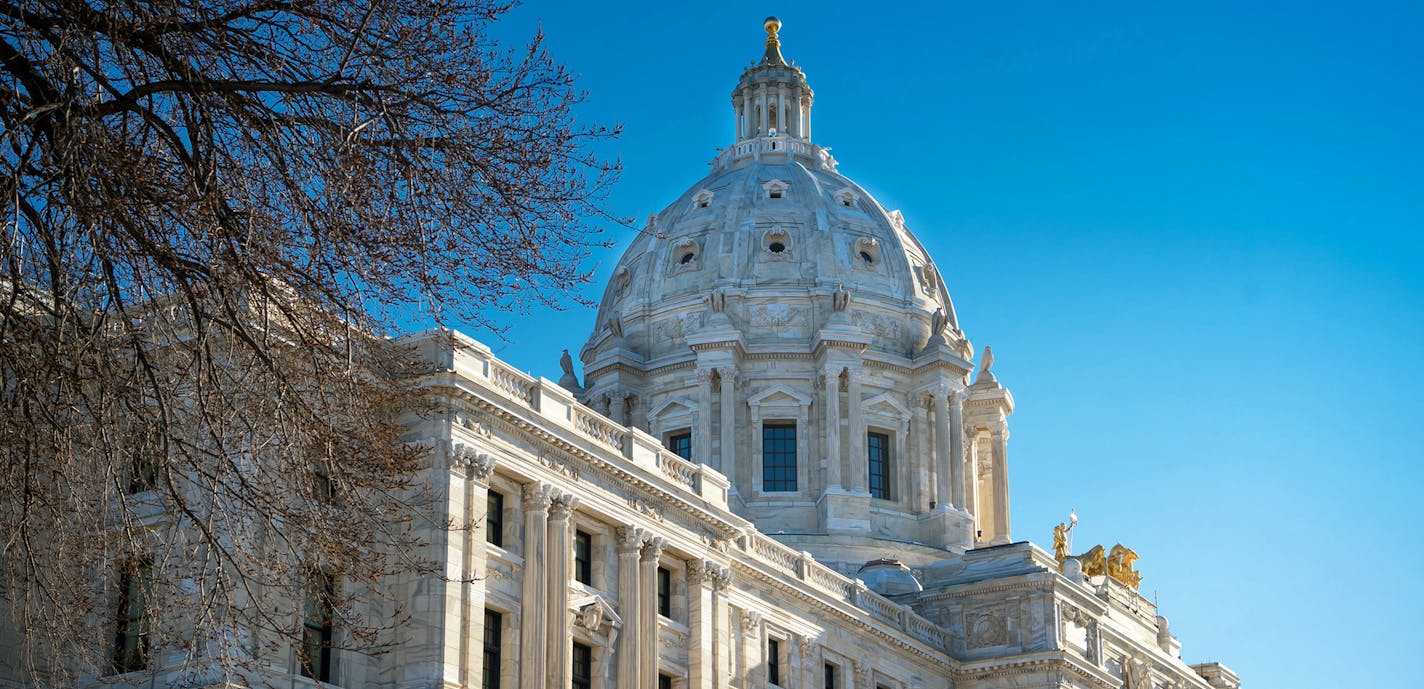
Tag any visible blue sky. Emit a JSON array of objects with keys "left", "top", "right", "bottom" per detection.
[{"left": 468, "top": 3, "right": 1424, "bottom": 686}]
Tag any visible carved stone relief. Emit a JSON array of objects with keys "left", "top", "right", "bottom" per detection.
[{"left": 965, "top": 605, "right": 1009, "bottom": 648}]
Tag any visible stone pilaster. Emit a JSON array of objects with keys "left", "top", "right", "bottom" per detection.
[
  {"left": 639, "top": 535, "right": 668, "bottom": 688},
  {"left": 932, "top": 388, "right": 953, "bottom": 509},
  {"left": 546, "top": 493, "right": 580, "bottom": 688},
  {"left": 518, "top": 483, "right": 554, "bottom": 689},
  {"left": 696, "top": 368, "right": 715, "bottom": 469},
  {"left": 718, "top": 367, "right": 737, "bottom": 492},
  {"left": 846, "top": 369, "right": 867, "bottom": 493},
  {"left": 990, "top": 429, "right": 1011, "bottom": 544},
  {"left": 821, "top": 367, "right": 842, "bottom": 490},
  {"left": 615, "top": 526, "right": 644, "bottom": 689},
  {"left": 450, "top": 449, "right": 495, "bottom": 688},
  {"left": 948, "top": 390, "right": 966, "bottom": 509},
  {"left": 740, "top": 609, "right": 763, "bottom": 689},
  {"left": 688, "top": 561, "right": 731, "bottom": 689}
]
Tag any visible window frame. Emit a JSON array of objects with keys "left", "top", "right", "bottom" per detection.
[
  {"left": 761, "top": 422, "right": 798, "bottom": 492},
  {"left": 767, "top": 637, "right": 783, "bottom": 686},
  {"left": 867, "top": 430, "right": 891, "bottom": 500},
  {"left": 486, "top": 490, "right": 504, "bottom": 547},
  {"left": 482, "top": 609, "right": 502, "bottom": 689},
  {"left": 657, "top": 566, "right": 671, "bottom": 618},
  {"left": 571, "top": 642, "right": 593, "bottom": 689},
  {"left": 665, "top": 430, "right": 692, "bottom": 461},
  {"left": 299, "top": 571, "right": 336, "bottom": 684},
  {"left": 574, "top": 529, "right": 593, "bottom": 585},
  {"left": 110, "top": 559, "right": 152, "bottom": 675}
]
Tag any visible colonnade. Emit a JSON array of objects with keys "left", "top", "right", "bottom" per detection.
[{"left": 736, "top": 80, "right": 811, "bottom": 140}]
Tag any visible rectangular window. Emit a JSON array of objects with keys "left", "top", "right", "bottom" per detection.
[
  {"left": 486, "top": 490, "right": 504, "bottom": 547},
  {"left": 824, "top": 662, "right": 837, "bottom": 689},
  {"left": 657, "top": 566, "right": 671, "bottom": 618},
  {"left": 572, "top": 643, "right": 592, "bottom": 689},
  {"left": 767, "top": 638, "right": 782, "bottom": 686},
  {"left": 126, "top": 429, "right": 159, "bottom": 494},
  {"left": 111, "top": 560, "right": 151, "bottom": 674},
  {"left": 666, "top": 431, "right": 692, "bottom": 460},
  {"left": 658, "top": 675, "right": 673, "bottom": 689},
  {"left": 761, "top": 423, "right": 798, "bottom": 492},
  {"left": 300, "top": 572, "right": 335, "bottom": 683},
  {"left": 482, "top": 610, "right": 502, "bottom": 689},
  {"left": 867, "top": 431, "right": 891, "bottom": 500},
  {"left": 575, "top": 530, "right": 593, "bottom": 585}
]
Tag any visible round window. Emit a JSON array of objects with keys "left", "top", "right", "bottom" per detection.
[
  {"left": 680, "top": 252, "right": 696, "bottom": 264},
  {"left": 768, "top": 242, "right": 786, "bottom": 253},
  {"left": 859, "top": 251, "right": 874, "bottom": 264}
]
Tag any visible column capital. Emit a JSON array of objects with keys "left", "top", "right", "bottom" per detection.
[
  {"left": 450, "top": 447, "right": 497, "bottom": 482},
  {"left": 695, "top": 367, "right": 717, "bottom": 384},
  {"left": 615, "top": 525, "right": 645, "bottom": 554},
  {"left": 521, "top": 482, "right": 555, "bottom": 511},
  {"left": 688, "top": 560, "right": 733, "bottom": 590},
  {"left": 548, "top": 493, "right": 580, "bottom": 522},
  {"left": 640, "top": 534, "right": 668, "bottom": 561}
]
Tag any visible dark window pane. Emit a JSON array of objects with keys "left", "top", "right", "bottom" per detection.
[
  {"left": 768, "top": 638, "right": 781, "bottom": 685},
  {"left": 666, "top": 432, "right": 692, "bottom": 460},
  {"left": 761, "top": 424, "right": 797, "bottom": 492},
  {"left": 575, "top": 531, "right": 593, "bottom": 585},
  {"left": 657, "top": 566, "right": 671, "bottom": 618},
  {"left": 867, "top": 432, "right": 890, "bottom": 500},
  {"left": 486, "top": 491, "right": 504, "bottom": 547},
  {"left": 824, "top": 662, "right": 837, "bottom": 689},
  {"left": 300, "top": 573, "right": 335, "bottom": 683},
  {"left": 659, "top": 675, "right": 673, "bottom": 689},
  {"left": 111, "top": 560, "right": 151, "bottom": 674},
  {"left": 483, "top": 610, "right": 502, "bottom": 689},
  {"left": 572, "top": 643, "right": 592, "bottom": 689}
]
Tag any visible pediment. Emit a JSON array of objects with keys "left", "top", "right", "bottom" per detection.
[
  {"left": 747, "top": 384, "right": 812, "bottom": 407},
  {"left": 863, "top": 392, "right": 909, "bottom": 419},
  {"left": 570, "top": 593, "right": 622, "bottom": 632},
  {"left": 649, "top": 398, "right": 695, "bottom": 420}
]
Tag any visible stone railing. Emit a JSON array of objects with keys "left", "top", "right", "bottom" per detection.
[
  {"left": 487, "top": 359, "right": 537, "bottom": 406},
  {"left": 654, "top": 450, "right": 699, "bottom": 492},
  {"left": 713, "top": 135, "right": 837, "bottom": 171},
  {"left": 574, "top": 407, "right": 625, "bottom": 452},
  {"left": 738, "top": 530, "right": 950, "bottom": 653}
]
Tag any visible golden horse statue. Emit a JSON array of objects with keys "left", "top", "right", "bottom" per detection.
[
  {"left": 1107, "top": 543, "right": 1142, "bottom": 589},
  {"left": 1062, "top": 544, "right": 1107, "bottom": 577}
]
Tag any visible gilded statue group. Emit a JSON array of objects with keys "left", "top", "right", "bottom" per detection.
[{"left": 1052, "top": 515, "right": 1142, "bottom": 589}]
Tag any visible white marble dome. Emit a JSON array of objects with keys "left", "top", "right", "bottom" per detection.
[{"left": 576, "top": 18, "right": 1011, "bottom": 568}]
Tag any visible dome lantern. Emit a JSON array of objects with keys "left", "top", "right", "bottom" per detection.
[{"left": 733, "top": 17, "right": 813, "bottom": 142}]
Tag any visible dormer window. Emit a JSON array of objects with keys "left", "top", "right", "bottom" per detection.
[
  {"left": 672, "top": 238, "right": 700, "bottom": 272},
  {"left": 763, "top": 228, "right": 792, "bottom": 258},
  {"left": 835, "top": 188, "right": 860, "bottom": 208},
  {"left": 762, "top": 179, "right": 789, "bottom": 200},
  {"left": 693, "top": 189, "right": 715, "bottom": 209},
  {"left": 855, "top": 236, "right": 881, "bottom": 268}
]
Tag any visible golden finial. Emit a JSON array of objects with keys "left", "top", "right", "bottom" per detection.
[{"left": 761, "top": 16, "right": 787, "bottom": 66}]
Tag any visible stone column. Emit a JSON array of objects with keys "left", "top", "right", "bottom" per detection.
[
  {"left": 453, "top": 451, "right": 496, "bottom": 688},
  {"left": 948, "top": 391, "right": 966, "bottom": 510},
  {"left": 546, "top": 493, "right": 580, "bottom": 688},
  {"left": 964, "top": 425, "right": 979, "bottom": 518},
  {"left": 794, "top": 92, "right": 804, "bottom": 137},
  {"left": 741, "top": 610, "right": 763, "bottom": 689},
  {"left": 847, "top": 370, "right": 867, "bottom": 493},
  {"left": 718, "top": 367, "right": 737, "bottom": 493},
  {"left": 740, "top": 97, "right": 750, "bottom": 139},
  {"left": 696, "top": 368, "right": 714, "bottom": 468},
  {"left": 518, "top": 484, "right": 553, "bottom": 689},
  {"left": 991, "top": 429, "right": 1011, "bottom": 544},
  {"left": 932, "top": 389, "right": 953, "bottom": 509},
  {"left": 640, "top": 536, "right": 668, "bottom": 688},
  {"left": 822, "top": 368, "right": 842, "bottom": 490},
  {"left": 689, "top": 562, "right": 731, "bottom": 689},
  {"left": 615, "top": 526, "right": 644, "bottom": 689},
  {"left": 911, "top": 397, "right": 930, "bottom": 511},
  {"left": 609, "top": 391, "right": 629, "bottom": 426}
]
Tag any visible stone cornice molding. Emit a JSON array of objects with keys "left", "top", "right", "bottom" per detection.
[
  {"left": 445, "top": 392, "right": 745, "bottom": 540},
  {"left": 953, "top": 651, "right": 1118, "bottom": 689}
]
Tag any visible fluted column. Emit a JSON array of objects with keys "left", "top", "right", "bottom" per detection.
[
  {"left": 741, "top": 97, "right": 751, "bottom": 139},
  {"left": 822, "top": 368, "right": 842, "bottom": 490},
  {"left": 696, "top": 368, "right": 714, "bottom": 468},
  {"left": 991, "top": 429, "right": 1012, "bottom": 544},
  {"left": 518, "top": 484, "right": 553, "bottom": 689},
  {"left": 639, "top": 535, "right": 667, "bottom": 688},
  {"left": 964, "top": 425, "right": 979, "bottom": 518},
  {"left": 794, "top": 92, "right": 804, "bottom": 137},
  {"left": 546, "top": 493, "right": 580, "bottom": 688},
  {"left": 911, "top": 397, "right": 931, "bottom": 511},
  {"left": 948, "top": 391, "right": 966, "bottom": 510},
  {"left": 932, "top": 390, "right": 953, "bottom": 509},
  {"left": 718, "top": 367, "right": 737, "bottom": 492},
  {"left": 847, "top": 370, "right": 867, "bottom": 493},
  {"left": 615, "top": 526, "right": 643, "bottom": 689}
]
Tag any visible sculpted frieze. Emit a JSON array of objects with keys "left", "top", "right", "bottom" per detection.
[{"left": 965, "top": 605, "right": 1010, "bottom": 648}]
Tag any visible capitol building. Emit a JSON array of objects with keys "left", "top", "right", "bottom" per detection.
[{"left": 3, "top": 16, "right": 1240, "bottom": 689}]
